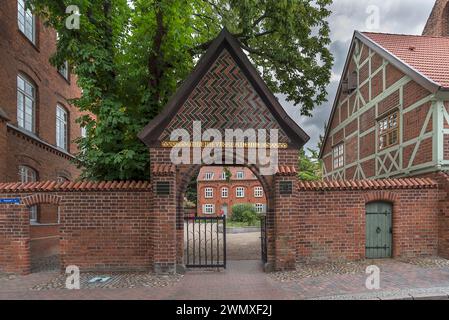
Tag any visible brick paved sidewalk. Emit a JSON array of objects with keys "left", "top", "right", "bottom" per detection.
[{"left": 1, "top": 259, "right": 449, "bottom": 300}]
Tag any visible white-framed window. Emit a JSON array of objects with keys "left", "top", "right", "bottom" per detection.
[
  {"left": 255, "top": 203, "right": 265, "bottom": 213},
  {"left": 378, "top": 111, "right": 399, "bottom": 150},
  {"left": 17, "top": 75, "right": 35, "bottom": 132},
  {"left": 204, "top": 187, "right": 213, "bottom": 198},
  {"left": 204, "top": 172, "right": 214, "bottom": 180},
  {"left": 236, "top": 171, "right": 244, "bottom": 179},
  {"left": 19, "top": 165, "right": 37, "bottom": 183},
  {"left": 203, "top": 204, "right": 215, "bottom": 215},
  {"left": 29, "top": 206, "right": 38, "bottom": 223},
  {"left": 221, "top": 172, "right": 226, "bottom": 180},
  {"left": 333, "top": 143, "right": 344, "bottom": 170},
  {"left": 236, "top": 187, "right": 245, "bottom": 198},
  {"left": 221, "top": 187, "right": 228, "bottom": 198},
  {"left": 56, "top": 105, "right": 68, "bottom": 150},
  {"left": 59, "top": 61, "right": 69, "bottom": 80},
  {"left": 18, "top": 165, "right": 38, "bottom": 223},
  {"left": 254, "top": 186, "right": 263, "bottom": 198},
  {"left": 18, "top": 0, "right": 36, "bottom": 44},
  {"left": 57, "top": 176, "right": 69, "bottom": 183}
]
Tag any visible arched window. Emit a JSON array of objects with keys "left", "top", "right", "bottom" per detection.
[
  {"left": 56, "top": 176, "right": 69, "bottom": 183},
  {"left": 18, "top": 0, "right": 36, "bottom": 44},
  {"left": 18, "top": 165, "right": 38, "bottom": 223},
  {"left": 18, "top": 165, "right": 37, "bottom": 183},
  {"left": 17, "top": 75, "right": 36, "bottom": 132},
  {"left": 56, "top": 104, "right": 68, "bottom": 150}
]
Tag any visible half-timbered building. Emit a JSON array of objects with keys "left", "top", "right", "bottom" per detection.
[{"left": 320, "top": 9, "right": 449, "bottom": 180}]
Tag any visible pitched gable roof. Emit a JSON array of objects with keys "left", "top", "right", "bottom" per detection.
[
  {"left": 362, "top": 32, "right": 449, "bottom": 89},
  {"left": 138, "top": 28, "right": 309, "bottom": 148},
  {"left": 319, "top": 30, "right": 449, "bottom": 158}
]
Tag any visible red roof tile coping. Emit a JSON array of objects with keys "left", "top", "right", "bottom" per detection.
[
  {"left": 0, "top": 180, "right": 151, "bottom": 193},
  {"left": 276, "top": 165, "right": 297, "bottom": 176},
  {"left": 298, "top": 178, "right": 437, "bottom": 191},
  {"left": 152, "top": 164, "right": 175, "bottom": 176}
]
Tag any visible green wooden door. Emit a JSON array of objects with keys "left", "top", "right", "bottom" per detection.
[{"left": 365, "top": 202, "right": 392, "bottom": 259}]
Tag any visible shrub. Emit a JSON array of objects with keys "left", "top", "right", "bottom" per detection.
[{"left": 231, "top": 203, "right": 259, "bottom": 225}]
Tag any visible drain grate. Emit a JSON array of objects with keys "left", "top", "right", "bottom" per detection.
[{"left": 88, "top": 276, "right": 111, "bottom": 284}]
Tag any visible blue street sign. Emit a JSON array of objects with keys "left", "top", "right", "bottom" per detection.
[{"left": 0, "top": 198, "right": 21, "bottom": 204}]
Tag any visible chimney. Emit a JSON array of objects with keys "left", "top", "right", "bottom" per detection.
[{"left": 422, "top": 0, "right": 449, "bottom": 36}]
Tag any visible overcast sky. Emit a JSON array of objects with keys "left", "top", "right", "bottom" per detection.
[{"left": 280, "top": 0, "right": 435, "bottom": 151}]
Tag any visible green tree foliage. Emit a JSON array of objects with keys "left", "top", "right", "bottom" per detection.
[
  {"left": 29, "top": 0, "right": 333, "bottom": 180},
  {"left": 298, "top": 147, "right": 322, "bottom": 181},
  {"left": 231, "top": 203, "right": 259, "bottom": 225}
]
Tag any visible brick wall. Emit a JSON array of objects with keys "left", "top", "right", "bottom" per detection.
[
  {"left": 296, "top": 181, "right": 440, "bottom": 262},
  {"left": 422, "top": 0, "right": 449, "bottom": 36},
  {"left": 0, "top": 0, "right": 84, "bottom": 183},
  {"left": 0, "top": 182, "right": 152, "bottom": 274},
  {"left": 1, "top": 176, "right": 448, "bottom": 275},
  {"left": 59, "top": 191, "right": 152, "bottom": 272},
  {"left": 0, "top": 197, "right": 30, "bottom": 274}
]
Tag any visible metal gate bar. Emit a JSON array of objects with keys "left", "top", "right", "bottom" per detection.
[
  {"left": 184, "top": 216, "right": 226, "bottom": 268},
  {"left": 260, "top": 214, "right": 267, "bottom": 263}
]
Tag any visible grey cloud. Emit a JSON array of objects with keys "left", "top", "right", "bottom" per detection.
[{"left": 279, "top": 0, "right": 435, "bottom": 153}]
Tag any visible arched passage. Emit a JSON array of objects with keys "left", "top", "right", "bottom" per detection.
[
  {"left": 176, "top": 163, "right": 274, "bottom": 269},
  {"left": 23, "top": 194, "right": 62, "bottom": 273}
]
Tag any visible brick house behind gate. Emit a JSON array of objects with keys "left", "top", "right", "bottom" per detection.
[
  {"left": 1, "top": 25, "right": 449, "bottom": 275},
  {"left": 0, "top": 2, "right": 85, "bottom": 264},
  {"left": 197, "top": 166, "right": 267, "bottom": 217}
]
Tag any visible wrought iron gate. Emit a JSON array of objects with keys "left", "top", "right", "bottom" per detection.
[
  {"left": 184, "top": 216, "right": 226, "bottom": 268},
  {"left": 260, "top": 214, "right": 267, "bottom": 263},
  {"left": 365, "top": 202, "right": 392, "bottom": 259}
]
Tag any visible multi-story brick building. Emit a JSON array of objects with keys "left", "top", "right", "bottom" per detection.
[
  {"left": 197, "top": 166, "right": 267, "bottom": 217},
  {"left": 320, "top": 1, "right": 449, "bottom": 180},
  {"left": 0, "top": 1, "right": 84, "bottom": 261}
]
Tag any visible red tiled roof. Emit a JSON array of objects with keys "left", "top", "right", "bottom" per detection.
[
  {"left": 298, "top": 178, "right": 437, "bottom": 191},
  {"left": 0, "top": 180, "right": 151, "bottom": 192},
  {"left": 198, "top": 166, "right": 258, "bottom": 181},
  {"left": 362, "top": 32, "right": 449, "bottom": 88}
]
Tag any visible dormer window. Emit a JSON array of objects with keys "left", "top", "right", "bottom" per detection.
[{"left": 204, "top": 172, "right": 214, "bottom": 180}]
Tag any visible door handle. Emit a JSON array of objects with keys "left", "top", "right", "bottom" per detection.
[{"left": 376, "top": 227, "right": 381, "bottom": 234}]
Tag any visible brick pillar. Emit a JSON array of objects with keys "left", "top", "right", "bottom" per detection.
[
  {"left": 151, "top": 165, "right": 177, "bottom": 274},
  {"left": 273, "top": 174, "right": 298, "bottom": 271},
  {"left": 0, "top": 199, "right": 30, "bottom": 275},
  {"left": 0, "top": 113, "right": 9, "bottom": 181}
]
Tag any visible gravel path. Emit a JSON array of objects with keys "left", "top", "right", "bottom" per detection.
[{"left": 227, "top": 231, "right": 261, "bottom": 261}]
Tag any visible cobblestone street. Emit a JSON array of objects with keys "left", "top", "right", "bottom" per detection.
[{"left": 1, "top": 258, "right": 449, "bottom": 300}]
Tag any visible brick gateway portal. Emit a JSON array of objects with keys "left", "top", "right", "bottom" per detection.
[
  {"left": 1, "top": 29, "right": 449, "bottom": 275},
  {"left": 138, "top": 29, "right": 309, "bottom": 273}
]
